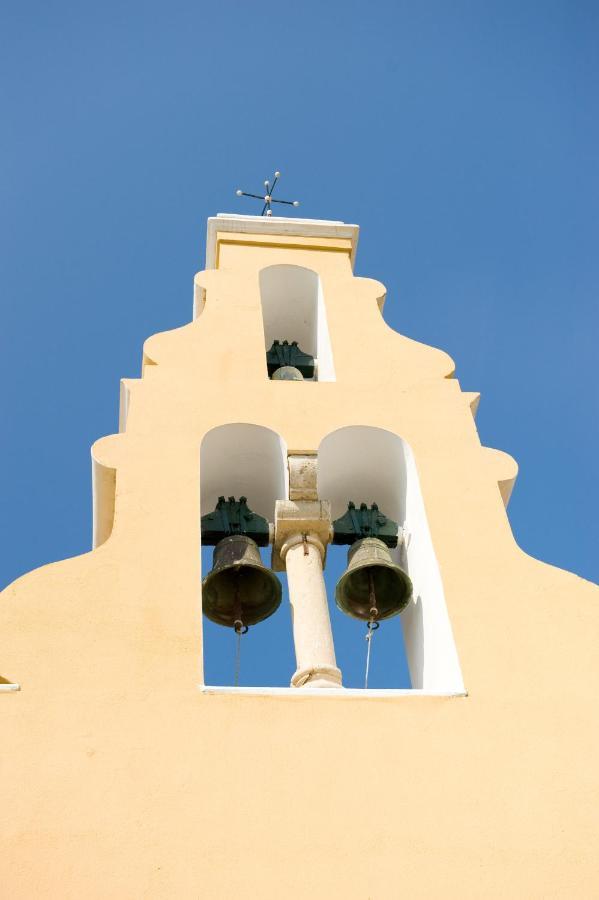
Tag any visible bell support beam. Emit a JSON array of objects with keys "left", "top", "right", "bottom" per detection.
[{"left": 274, "top": 500, "right": 342, "bottom": 688}]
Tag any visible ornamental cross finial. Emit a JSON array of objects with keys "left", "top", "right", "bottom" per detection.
[{"left": 235, "top": 170, "right": 300, "bottom": 217}]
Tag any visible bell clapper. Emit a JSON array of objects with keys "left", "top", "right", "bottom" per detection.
[{"left": 364, "top": 571, "right": 380, "bottom": 690}]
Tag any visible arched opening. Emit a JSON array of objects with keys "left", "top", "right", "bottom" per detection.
[
  {"left": 318, "top": 426, "right": 464, "bottom": 693},
  {"left": 200, "top": 423, "right": 287, "bottom": 521},
  {"left": 259, "top": 265, "right": 336, "bottom": 382},
  {"left": 200, "top": 424, "right": 293, "bottom": 687}
]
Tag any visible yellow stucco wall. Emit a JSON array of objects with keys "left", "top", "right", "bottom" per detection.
[{"left": 2, "top": 219, "right": 599, "bottom": 898}]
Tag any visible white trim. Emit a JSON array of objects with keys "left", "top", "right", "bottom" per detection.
[
  {"left": 206, "top": 214, "right": 359, "bottom": 270},
  {"left": 201, "top": 685, "right": 467, "bottom": 698},
  {"left": 0, "top": 683, "right": 20, "bottom": 692}
]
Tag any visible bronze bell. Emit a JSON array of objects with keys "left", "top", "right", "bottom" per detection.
[
  {"left": 335, "top": 537, "right": 413, "bottom": 621},
  {"left": 202, "top": 534, "right": 282, "bottom": 628},
  {"left": 271, "top": 365, "right": 304, "bottom": 381}
]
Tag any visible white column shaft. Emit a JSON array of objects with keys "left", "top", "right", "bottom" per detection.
[{"left": 283, "top": 536, "right": 342, "bottom": 688}]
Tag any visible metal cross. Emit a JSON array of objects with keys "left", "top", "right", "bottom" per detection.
[{"left": 236, "top": 171, "right": 300, "bottom": 217}]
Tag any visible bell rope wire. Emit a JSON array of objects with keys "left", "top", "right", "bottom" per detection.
[
  {"left": 232, "top": 575, "right": 248, "bottom": 687},
  {"left": 364, "top": 570, "right": 380, "bottom": 689},
  {"left": 233, "top": 620, "right": 246, "bottom": 688}
]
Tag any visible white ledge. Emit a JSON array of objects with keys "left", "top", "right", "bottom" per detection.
[
  {"left": 206, "top": 214, "right": 360, "bottom": 270},
  {"left": 201, "top": 685, "right": 467, "bottom": 698},
  {"left": 0, "top": 683, "right": 20, "bottom": 692}
]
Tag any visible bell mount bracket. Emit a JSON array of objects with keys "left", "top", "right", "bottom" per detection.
[
  {"left": 201, "top": 496, "right": 270, "bottom": 547},
  {"left": 332, "top": 502, "right": 399, "bottom": 548}
]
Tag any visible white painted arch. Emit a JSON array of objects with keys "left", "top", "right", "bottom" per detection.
[{"left": 200, "top": 423, "right": 288, "bottom": 522}]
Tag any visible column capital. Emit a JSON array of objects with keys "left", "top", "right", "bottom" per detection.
[
  {"left": 280, "top": 532, "right": 326, "bottom": 564},
  {"left": 272, "top": 500, "right": 332, "bottom": 572}
]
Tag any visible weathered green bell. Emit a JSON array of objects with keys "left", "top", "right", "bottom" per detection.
[
  {"left": 335, "top": 537, "right": 413, "bottom": 621},
  {"left": 202, "top": 534, "right": 282, "bottom": 628}
]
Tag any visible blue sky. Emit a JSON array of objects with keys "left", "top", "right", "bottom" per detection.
[{"left": 2, "top": 1, "right": 598, "bottom": 687}]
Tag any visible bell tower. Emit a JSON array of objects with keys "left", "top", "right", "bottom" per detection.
[{"left": 2, "top": 212, "right": 599, "bottom": 897}]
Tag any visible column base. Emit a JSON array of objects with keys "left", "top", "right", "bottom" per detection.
[{"left": 291, "top": 665, "right": 343, "bottom": 689}]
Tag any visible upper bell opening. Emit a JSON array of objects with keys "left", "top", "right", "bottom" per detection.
[{"left": 259, "top": 265, "right": 336, "bottom": 382}]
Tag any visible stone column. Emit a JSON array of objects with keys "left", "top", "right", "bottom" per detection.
[
  {"left": 281, "top": 533, "right": 342, "bottom": 688},
  {"left": 273, "top": 496, "right": 343, "bottom": 689}
]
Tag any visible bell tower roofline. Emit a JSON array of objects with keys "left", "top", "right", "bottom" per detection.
[{"left": 206, "top": 213, "right": 360, "bottom": 270}]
